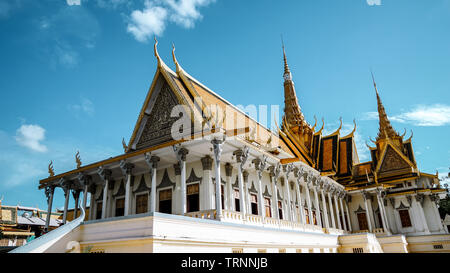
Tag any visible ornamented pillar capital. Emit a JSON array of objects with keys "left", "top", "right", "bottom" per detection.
[
  {"left": 268, "top": 163, "right": 281, "bottom": 182},
  {"left": 252, "top": 156, "right": 267, "bottom": 180},
  {"left": 76, "top": 173, "right": 92, "bottom": 188},
  {"left": 243, "top": 170, "right": 249, "bottom": 184},
  {"left": 97, "top": 166, "right": 112, "bottom": 183},
  {"left": 225, "top": 163, "right": 233, "bottom": 177},
  {"left": 362, "top": 191, "right": 371, "bottom": 202},
  {"left": 44, "top": 185, "right": 55, "bottom": 204},
  {"left": 233, "top": 147, "right": 249, "bottom": 169},
  {"left": 59, "top": 178, "right": 72, "bottom": 196},
  {"left": 119, "top": 160, "right": 135, "bottom": 176},
  {"left": 145, "top": 153, "right": 160, "bottom": 169},
  {"left": 201, "top": 155, "right": 213, "bottom": 171},
  {"left": 71, "top": 189, "right": 81, "bottom": 200},
  {"left": 211, "top": 138, "right": 225, "bottom": 161}
]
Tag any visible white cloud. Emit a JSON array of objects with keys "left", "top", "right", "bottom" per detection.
[
  {"left": 67, "top": 0, "right": 82, "bottom": 6},
  {"left": 15, "top": 124, "right": 48, "bottom": 153},
  {"left": 390, "top": 104, "right": 450, "bottom": 127},
  {"left": 127, "top": 2, "right": 168, "bottom": 42},
  {"left": 362, "top": 104, "right": 450, "bottom": 127},
  {"left": 127, "top": 0, "right": 215, "bottom": 42},
  {"left": 166, "top": 0, "right": 215, "bottom": 28},
  {"left": 366, "top": 0, "right": 381, "bottom": 6}
]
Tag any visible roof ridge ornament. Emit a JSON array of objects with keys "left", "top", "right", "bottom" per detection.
[
  {"left": 48, "top": 161, "right": 55, "bottom": 177},
  {"left": 172, "top": 42, "right": 181, "bottom": 73},
  {"left": 154, "top": 36, "right": 162, "bottom": 67},
  {"left": 75, "top": 151, "right": 82, "bottom": 169}
]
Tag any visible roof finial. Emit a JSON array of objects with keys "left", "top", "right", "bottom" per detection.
[
  {"left": 370, "top": 69, "right": 399, "bottom": 140},
  {"left": 281, "top": 35, "right": 291, "bottom": 81},
  {"left": 154, "top": 36, "right": 162, "bottom": 67},
  {"left": 172, "top": 42, "right": 181, "bottom": 72},
  {"left": 371, "top": 68, "right": 379, "bottom": 95}
]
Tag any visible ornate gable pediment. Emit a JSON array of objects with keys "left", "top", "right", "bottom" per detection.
[
  {"left": 135, "top": 80, "right": 182, "bottom": 150},
  {"left": 378, "top": 145, "right": 411, "bottom": 173}
]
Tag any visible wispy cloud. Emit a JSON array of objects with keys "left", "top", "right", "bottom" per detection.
[
  {"left": 366, "top": 0, "right": 381, "bottom": 6},
  {"left": 15, "top": 124, "right": 48, "bottom": 153},
  {"left": 362, "top": 104, "right": 450, "bottom": 127},
  {"left": 0, "top": 0, "right": 22, "bottom": 19},
  {"left": 127, "top": 0, "right": 216, "bottom": 42},
  {"left": 68, "top": 97, "right": 95, "bottom": 117},
  {"left": 67, "top": 0, "right": 81, "bottom": 6}
]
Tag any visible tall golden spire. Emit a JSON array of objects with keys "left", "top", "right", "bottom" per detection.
[
  {"left": 371, "top": 71, "right": 399, "bottom": 140},
  {"left": 282, "top": 41, "right": 305, "bottom": 129}
]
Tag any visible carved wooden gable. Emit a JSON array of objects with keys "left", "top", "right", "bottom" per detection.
[
  {"left": 379, "top": 145, "right": 411, "bottom": 173},
  {"left": 136, "top": 80, "right": 181, "bottom": 150}
]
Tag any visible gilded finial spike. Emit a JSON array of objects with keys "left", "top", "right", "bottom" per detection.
[
  {"left": 48, "top": 161, "right": 55, "bottom": 177},
  {"left": 75, "top": 151, "right": 82, "bottom": 169},
  {"left": 154, "top": 36, "right": 161, "bottom": 67},
  {"left": 371, "top": 68, "right": 378, "bottom": 95},
  {"left": 316, "top": 117, "right": 325, "bottom": 134},
  {"left": 172, "top": 42, "right": 181, "bottom": 72},
  {"left": 406, "top": 129, "right": 414, "bottom": 142},
  {"left": 122, "top": 138, "right": 128, "bottom": 153},
  {"left": 311, "top": 115, "right": 318, "bottom": 132},
  {"left": 400, "top": 128, "right": 407, "bottom": 138}
]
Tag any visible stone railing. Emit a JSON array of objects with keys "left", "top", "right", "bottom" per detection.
[
  {"left": 185, "top": 209, "right": 325, "bottom": 234},
  {"left": 185, "top": 209, "right": 217, "bottom": 220},
  {"left": 373, "top": 228, "right": 386, "bottom": 235}
]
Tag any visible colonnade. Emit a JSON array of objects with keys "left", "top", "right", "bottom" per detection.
[{"left": 43, "top": 141, "right": 352, "bottom": 233}]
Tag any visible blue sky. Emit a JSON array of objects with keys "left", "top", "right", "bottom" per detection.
[{"left": 0, "top": 0, "right": 449, "bottom": 211}]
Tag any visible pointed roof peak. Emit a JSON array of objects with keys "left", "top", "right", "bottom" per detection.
[
  {"left": 281, "top": 36, "right": 292, "bottom": 81},
  {"left": 369, "top": 70, "right": 399, "bottom": 140}
]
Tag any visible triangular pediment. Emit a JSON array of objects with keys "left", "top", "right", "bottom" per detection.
[
  {"left": 135, "top": 78, "right": 180, "bottom": 150},
  {"left": 378, "top": 144, "right": 412, "bottom": 174}
]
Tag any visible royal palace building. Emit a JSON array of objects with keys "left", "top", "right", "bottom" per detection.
[{"left": 11, "top": 40, "right": 449, "bottom": 253}]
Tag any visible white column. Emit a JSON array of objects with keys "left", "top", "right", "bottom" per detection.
[
  {"left": 328, "top": 191, "right": 336, "bottom": 229},
  {"left": 269, "top": 165, "right": 281, "bottom": 220},
  {"left": 145, "top": 154, "right": 160, "bottom": 214},
  {"left": 344, "top": 197, "right": 352, "bottom": 232},
  {"left": 429, "top": 194, "right": 445, "bottom": 233},
  {"left": 305, "top": 183, "right": 313, "bottom": 225},
  {"left": 362, "top": 192, "right": 373, "bottom": 232},
  {"left": 98, "top": 167, "right": 112, "bottom": 220},
  {"left": 225, "top": 163, "right": 233, "bottom": 210},
  {"left": 61, "top": 180, "right": 71, "bottom": 225},
  {"left": 415, "top": 194, "right": 430, "bottom": 234},
  {"left": 212, "top": 138, "right": 224, "bottom": 219},
  {"left": 44, "top": 185, "right": 55, "bottom": 232},
  {"left": 253, "top": 157, "right": 267, "bottom": 219},
  {"left": 101, "top": 180, "right": 108, "bottom": 219},
  {"left": 89, "top": 188, "right": 95, "bottom": 220},
  {"left": 234, "top": 148, "right": 249, "bottom": 218},
  {"left": 376, "top": 191, "right": 390, "bottom": 235},
  {"left": 334, "top": 194, "right": 342, "bottom": 230},
  {"left": 320, "top": 187, "right": 330, "bottom": 228},
  {"left": 201, "top": 156, "right": 213, "bottom": 210},
  {"left": 283, "top": 164, "right": 294, "bottom": 221},
  {"left": 174, "top": 146, "right": 189, "bottom": 215},
  {"left": 122, "top": 163, "right": 134, "bottom": 217},
  {"left": 339, "top": 194, "right": 347, "bottom": 231},
  {"left": 313, "top": 184, "right": 322, "bottom": 227},
  {"left": 295, "top": 177, "right": 305, "bottom": 224}
]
